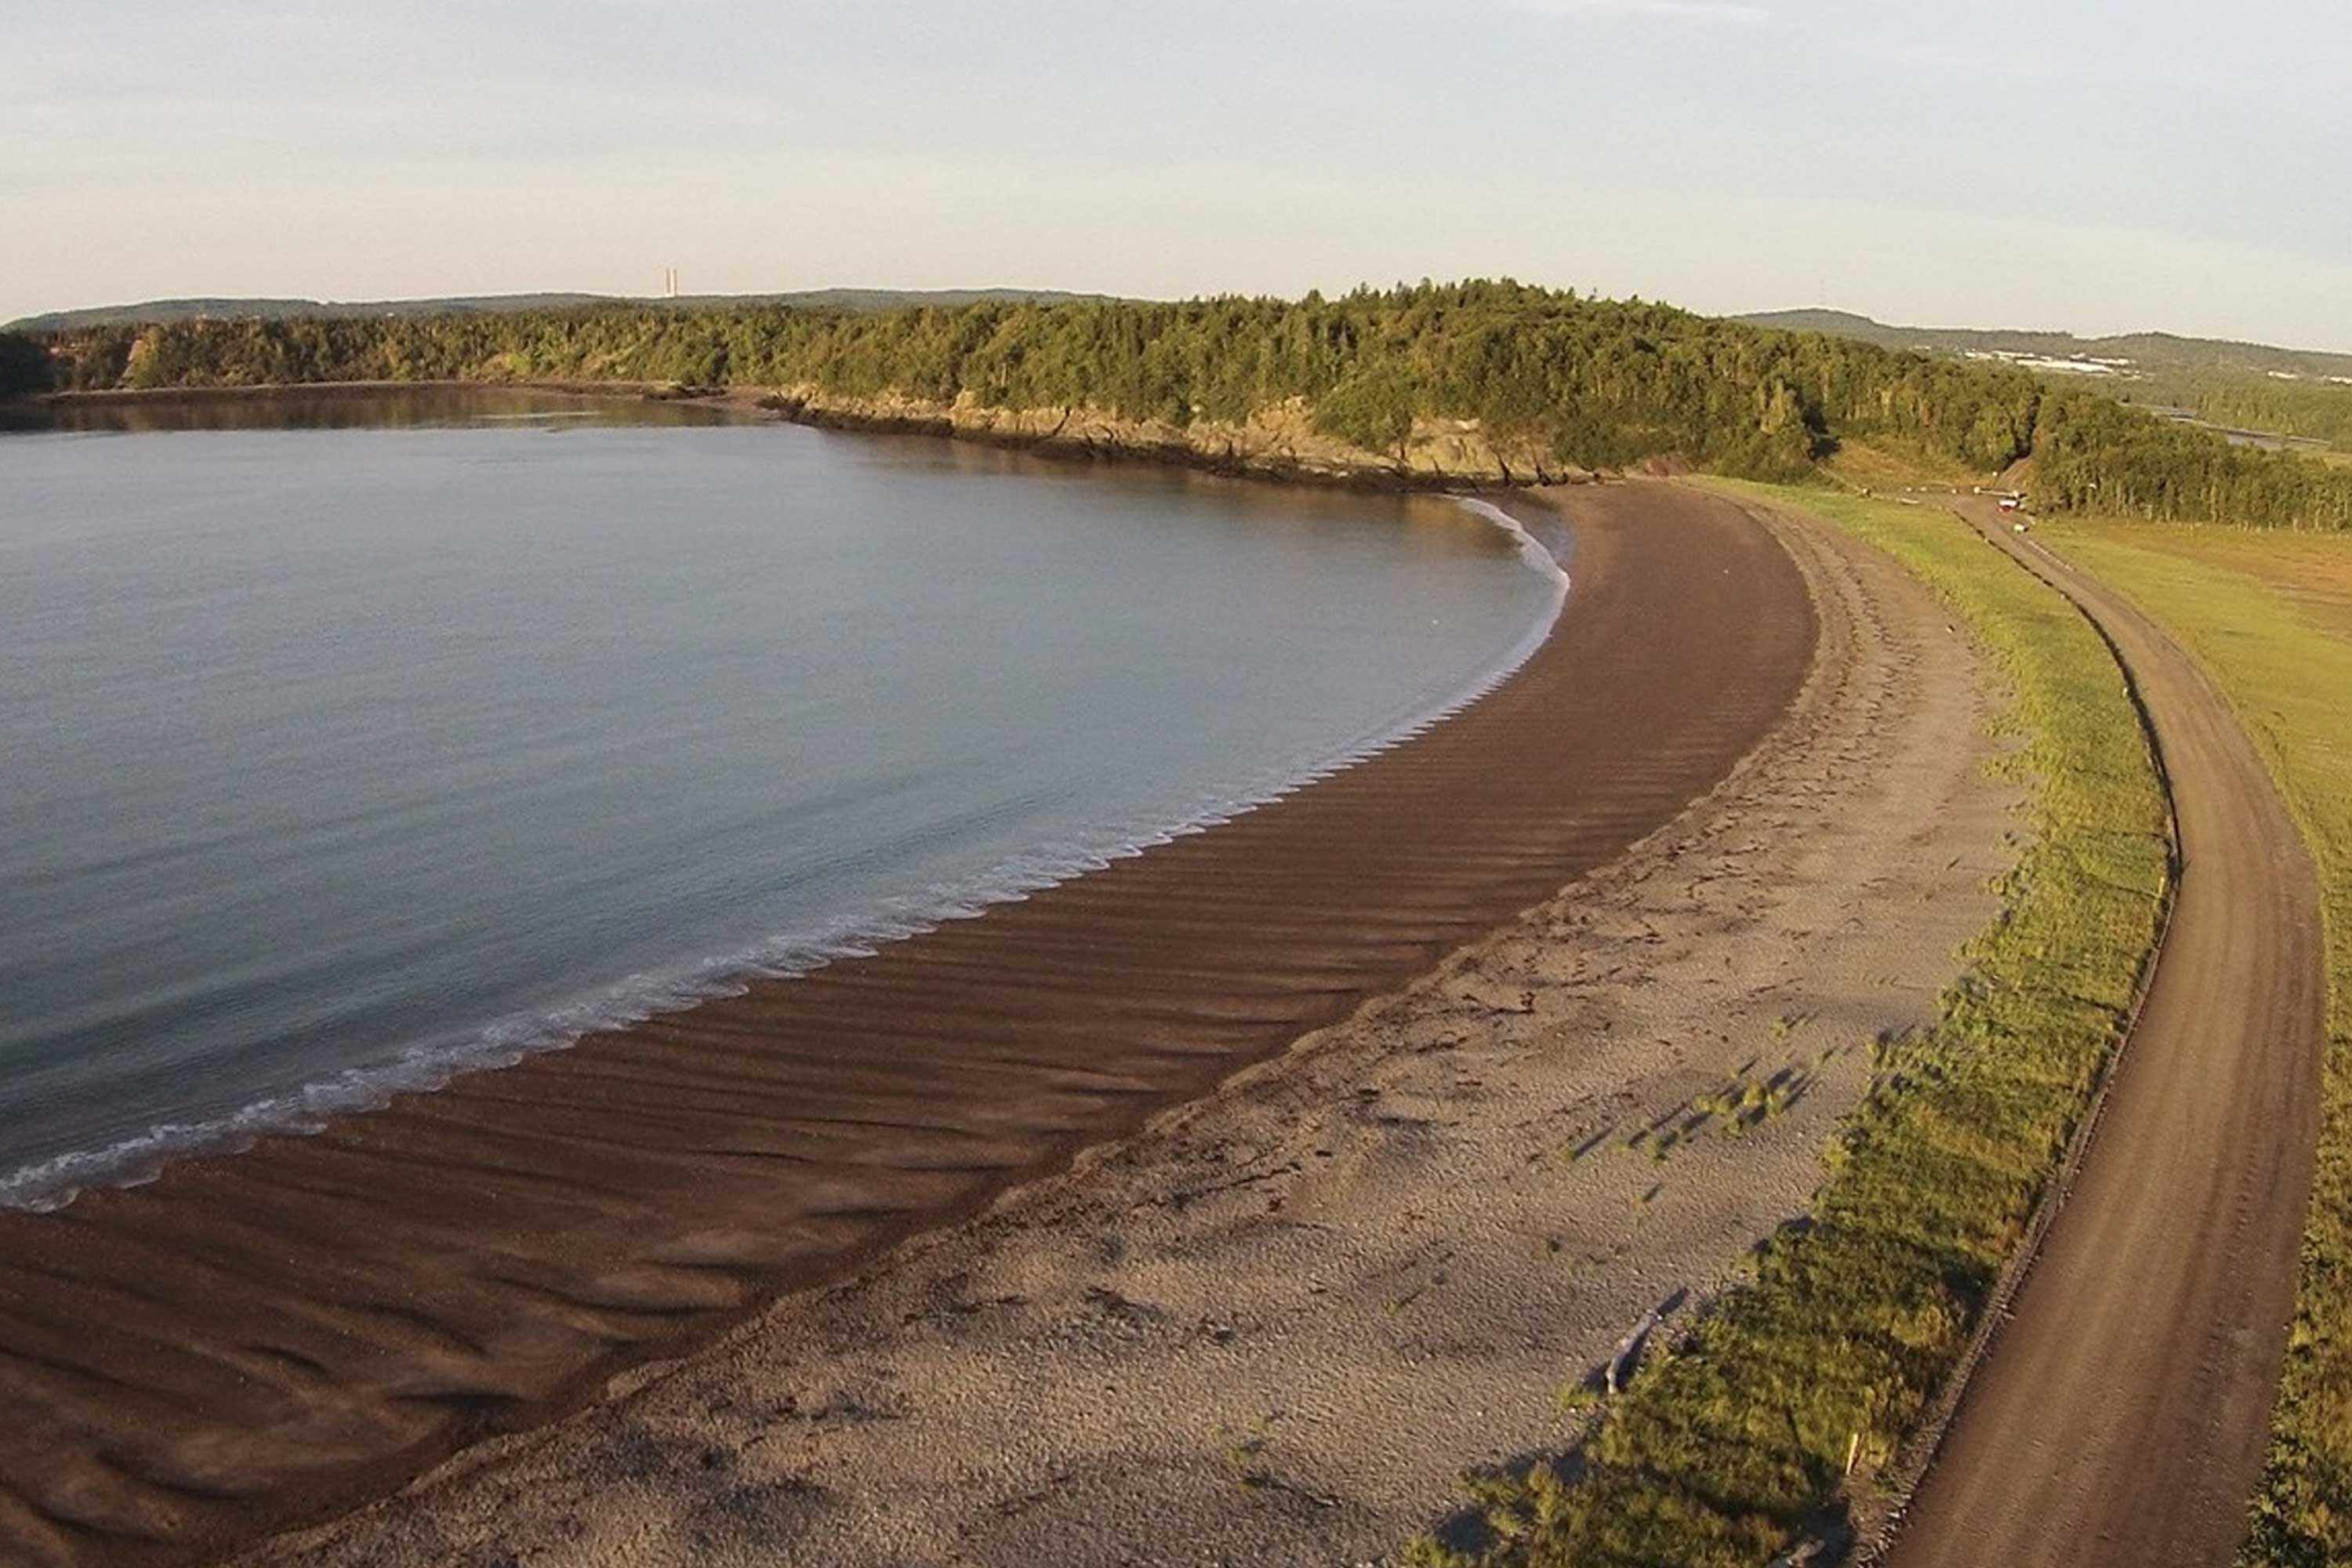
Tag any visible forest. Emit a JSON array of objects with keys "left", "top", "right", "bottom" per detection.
[
  {"left": 8, "top": 280, "right": 2347, "bottom": 528},
  {"left": 2174, "top": 376, "right": 2352, "bottom": 451},
  {"left": 0, "top": 332, "right": 46, "bottom": 398},
  {"left": 2032, "top": 387, "right": 2352, "bottom": 527}
]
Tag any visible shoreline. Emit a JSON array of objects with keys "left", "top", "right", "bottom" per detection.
[
  {"left": 2, "top": 484, "right": 1569, "bottom": 1218},
  {"left": 234, "top": 485, "right": 2018, "bottom": 1568},
  {"left": 0, "top": 481, "right": 1813, "bottom": 1568},
  {"left": 16, "top": 379, "right": 1604, "bottom": 491}
]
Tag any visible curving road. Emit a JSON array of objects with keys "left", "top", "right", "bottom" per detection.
[{"left": 1888, "top": 499, "right": 2328, "bottom": 1567}]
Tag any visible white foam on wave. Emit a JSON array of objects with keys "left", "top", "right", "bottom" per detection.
[{"left": 0, "top": 496, "right": 1572, "bottom": 1212}]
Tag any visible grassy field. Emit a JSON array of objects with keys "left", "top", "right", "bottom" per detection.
[
  {"left": 1409, "top": 485, "right": 2169, "bottom": 1567},
  {"left": 1820, "top": 439, "right": 1998, "bottom": 495},
  {"left": 2032, "top": 518, "right": 2352, "bottom": 1568}
]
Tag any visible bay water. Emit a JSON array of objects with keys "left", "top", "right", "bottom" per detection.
[{"left": 0, "top": 391, "right": 1561, "bottom": 1205}]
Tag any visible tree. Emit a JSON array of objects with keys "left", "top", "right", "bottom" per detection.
[
  {"left": 0, "top": 332, "right": 49, "bottom": 396},
  {"left": 26, "top": 285, "right": 2348, "bottom": 528}
]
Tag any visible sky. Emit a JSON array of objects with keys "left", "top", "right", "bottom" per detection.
[{"left": 5, "top": 0, "right": 2348, "bottom": 349}]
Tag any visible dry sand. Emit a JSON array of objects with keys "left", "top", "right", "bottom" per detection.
[
  {"left": 227, "top": 492, "right": 2016, "bottom": 1568},
  {"left": 1, "top": 481, "right": 1818, "bottom": 1568}
]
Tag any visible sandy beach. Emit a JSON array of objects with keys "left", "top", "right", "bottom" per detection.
[
  {"left": 0, "top": 481, "right": 1850, "bottom": 1567},
  {"left": 209, "top": 486, "right": 2013, "bottom": 1568}
]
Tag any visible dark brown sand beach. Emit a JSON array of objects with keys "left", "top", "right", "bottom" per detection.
[
  {"left": 0, "top": 481, "right": 1818, "bottom": 1568},
  {"left": 236, "top": 485, "right": 2011, "bottom": 1568}
]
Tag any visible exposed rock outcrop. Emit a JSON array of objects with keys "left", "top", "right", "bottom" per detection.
[{"left": 757, "top": 388, "right": 1589, "bottom": 489}]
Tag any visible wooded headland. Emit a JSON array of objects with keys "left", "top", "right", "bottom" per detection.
[{"left": 7, "top": 281, "right": 2347, "bottom": 528}]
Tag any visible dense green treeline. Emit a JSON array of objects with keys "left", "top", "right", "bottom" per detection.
[
  {"left": 2189, "top": 379, "right": 2352, "bottom": 452},
  {"left": 2107, "top": 366, "right": 2352, "bottom": 452},
  {"left": 25, "top": 282, "right": 2038, "bottom": 481},
  {"left": 0, "top": 332, "right": 47, "bottom": 397},
  {"left": 2034, "top": 389, "right": 2352, "bottom": 530},
  {"left": 16, "top": 282, "right": 2351, "bottom": 527}
]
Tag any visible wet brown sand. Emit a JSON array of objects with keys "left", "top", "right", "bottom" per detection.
[{"left": 0, "top": 480, "right": 1814, "bottom": 1568}]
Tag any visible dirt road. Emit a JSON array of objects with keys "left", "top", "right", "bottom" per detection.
[{"left": 1887, "top": 499, "right": 2328, "bottom": 1567}]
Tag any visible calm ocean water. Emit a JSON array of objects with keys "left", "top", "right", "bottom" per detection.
[{"left": 0, "top": 391, "right": 1562, "bottom": 1206}]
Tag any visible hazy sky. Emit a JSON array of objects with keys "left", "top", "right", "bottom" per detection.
[{"left": 6, "top": 1, "right": 2348, "bottom": 347}]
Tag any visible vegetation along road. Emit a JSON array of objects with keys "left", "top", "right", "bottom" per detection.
[{"left": 1889, "top": 496, "right": 2328, "bottom": 1567}]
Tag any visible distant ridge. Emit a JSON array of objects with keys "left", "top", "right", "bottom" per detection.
[
  {"left": 1738, "top": 307, "right": 2352, "bottom": 383},
  {"left": 5, "top": 288, "right": 1110, "bottom": 333}
]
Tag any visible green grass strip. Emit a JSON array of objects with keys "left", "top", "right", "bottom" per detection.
[
  {"left": 1410, "top": 484, "right": 2169, "bottom": 1568},
  {"left": 2033, "top": 521, "right": 2352, "bottom": 1568}
]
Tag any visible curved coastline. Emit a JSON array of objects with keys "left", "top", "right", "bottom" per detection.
[
  {"left": 0, "top": 478, "right": 1815, "bottom": 1568},
  {"left": 0, "top": 492, "right": 1566, "bottom": 1215},
  {"left": 17, "top": 380, "right": 1595, "bottom": 490}
]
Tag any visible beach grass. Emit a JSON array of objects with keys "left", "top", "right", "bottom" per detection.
[
  {"left": 2031, "top": 518, "right": 2352, "bottom": 1568},
  {"left": 1408, "top": 483, "right": 2168, "bottom": 1567}
]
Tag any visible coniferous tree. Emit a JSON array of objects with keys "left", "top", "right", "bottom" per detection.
[{"left": 31, "top": 284, "right": 2348, "bottom": 528}]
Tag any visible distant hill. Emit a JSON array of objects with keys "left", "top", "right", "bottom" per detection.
[
  {"left": 1738, "top": 308, "right": 2352, "bottom": 384},
  {"left": 1737, "top": 308, "right": 2352, "bottom": 452},
  {"left": 5, "top": 288, "right": 1109, "bottom": 333}
]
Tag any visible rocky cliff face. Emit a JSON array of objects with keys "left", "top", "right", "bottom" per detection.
[{"left": 757, "top": 388, "right": 1585, "bottom": 489}]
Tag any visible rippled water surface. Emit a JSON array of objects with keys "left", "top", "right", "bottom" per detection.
[{"left": 0, "top": 390, "right": 1559, "bottom": 1202}]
